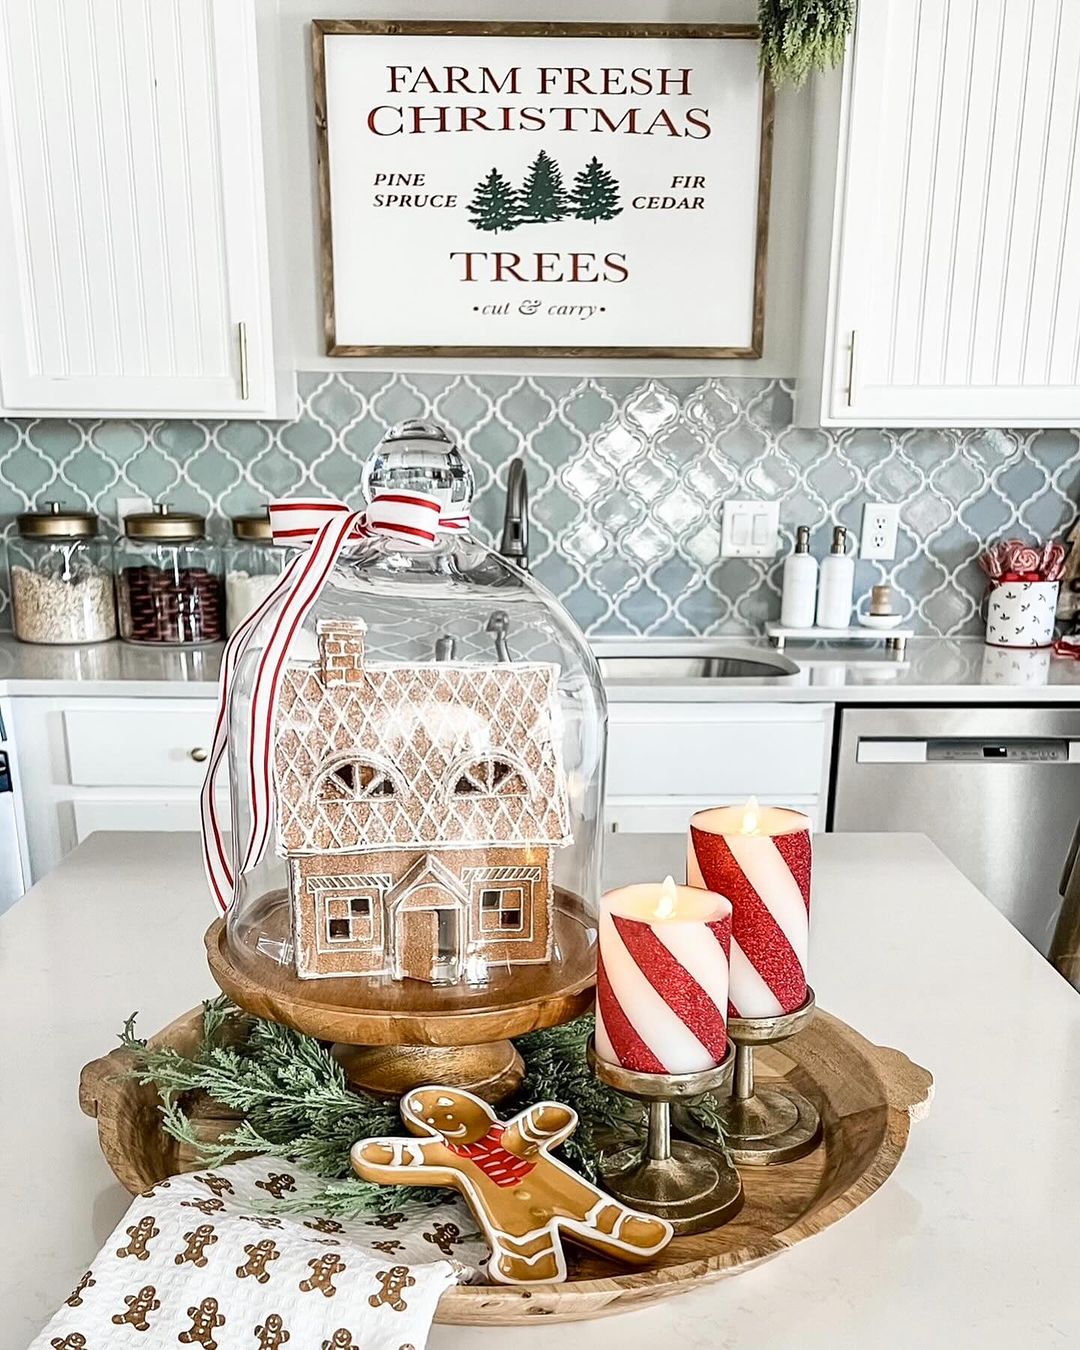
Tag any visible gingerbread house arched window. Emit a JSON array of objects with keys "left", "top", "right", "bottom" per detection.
[
  {"left": 315, "top": 756, "right": 403, "bottom": 803},
  {"left": 448, "top": 755, "right": 531, "bottom": 798}
]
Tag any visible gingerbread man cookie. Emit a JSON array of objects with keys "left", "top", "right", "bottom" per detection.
[
  {"left": 111, "top": 1284, "right": 161, "bottom": 1331},
  {"left": 181, "top": 1196, "right": 225, "bottom": 1216},
  {"left": 236, "top": 1239, "right": 280, "bottom": 1283},
  {"left": 303, "top": 1217, "right": 344, "bottom": 1234},
  {"left": 175, "top": 1223, "right": 218, "bottom": 1268},
  {"left": 371, "top": 1239, "right": 404, "bottom": 1255},
  {"left": 322, "top": 1332, "right": 358, "bottom": 1350},
  {"left": 255, "top": 1172, "right": 297, "bottom": 1200},
  {"left": 178, "top": 1297, "right": 225, "bottom": 1350},
  {"left": 299, "top": 1252, "right": 346, "bottom": 1297},
  {"left": 50, "top": 1337, "right": 86, "bottom": 1349},
  {"left": 195, "top": 1173, "right": 234, "bottom": 1198},
  {"left": 367, "top": 1212, "right": 406, "bottom": 1231},
  {"left": 116, "top": 1215, "right": 159, "bottom": 1261},
  {"left": 254, "top": 1313, "right": 290, "bottom": 1349},
  {"left": 64, "top": 1270, "right": 95, "bottom": 1307},
  {"left": 369, "top": 1265, "right": 416, "bottom": 1312},
  {"left": 423, "top": 1220, "right": 461, "bottom": 1256},
  {"left": 352, "top": 1086, "right": 673, "bottom": 1284}
]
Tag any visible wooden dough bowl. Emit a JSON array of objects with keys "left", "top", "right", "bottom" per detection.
[{"left": 80, "top": 1005, "right": 932, "bottom": 1324}]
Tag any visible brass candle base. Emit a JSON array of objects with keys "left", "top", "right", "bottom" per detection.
[
  {"left": 676, "top": 988, "right": 822, "bottom": 1166},
  {"left": 587, "top": 1039, "right": 743, "bottom": 1235}
]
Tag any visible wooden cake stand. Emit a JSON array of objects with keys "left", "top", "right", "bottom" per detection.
[
  {"left": 80, "top": 1005, "right": 932, "bottom": 1323},
  {"left": 204, "top": 888, "right": 596, "bottom": 1101}
]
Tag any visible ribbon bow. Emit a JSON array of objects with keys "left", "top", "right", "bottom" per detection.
[{"left": 200, "top": 493, "right": 469, "bottom": 912}]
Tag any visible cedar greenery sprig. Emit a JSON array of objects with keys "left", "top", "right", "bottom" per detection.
[
  {"left": 758, "top": 0, "right": 854, "bottom": 87},
  {"left": 118, "top": 1000, "right": 704, "bottom": 1214}
]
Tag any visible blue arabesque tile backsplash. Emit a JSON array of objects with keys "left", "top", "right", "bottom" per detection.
[{"left": 1, "top": 372, "right": 1078, "bottom": 636}]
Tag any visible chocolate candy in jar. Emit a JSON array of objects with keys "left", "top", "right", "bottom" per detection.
[{"left": 117, "top": 506, "right": 224, "bottom": 645}]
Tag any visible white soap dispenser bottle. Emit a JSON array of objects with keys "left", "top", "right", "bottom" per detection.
[
  {"left": 816, "top": 525, "right": 855, "bottom": 629},
  {"left": 780, "top": 525, "right": 818, "bottom": 628}
]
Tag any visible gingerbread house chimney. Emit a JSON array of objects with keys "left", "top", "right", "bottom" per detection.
[{"left": 317, "top": 618, "right": 366, "bottom": 686}]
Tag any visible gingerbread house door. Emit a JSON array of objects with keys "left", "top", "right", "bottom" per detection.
[{"left": 387, "top": 855, "right": 470, "bottom": 984}]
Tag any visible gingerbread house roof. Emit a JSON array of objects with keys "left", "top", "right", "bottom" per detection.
[{"left": 273, "top": 661, "right": 572, "bottom": 855}]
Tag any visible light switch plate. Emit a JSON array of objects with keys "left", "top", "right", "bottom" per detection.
[
  {"left": 721, "top": 500, "right": 781, "bottom": 558},
  {"left": 115, "top": 495, "right": 152, "bottom": 526}
]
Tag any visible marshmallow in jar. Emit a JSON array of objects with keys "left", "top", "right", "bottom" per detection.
[
  {"left": 596, "top": 875, "right": 732, "bottom": 1075},
  {"left": 688, "top": 800, "right": 812, "bottom": 1019}
]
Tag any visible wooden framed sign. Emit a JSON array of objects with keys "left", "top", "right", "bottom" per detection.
[{"left": 312, "top": 21, "right": 774, "bottom": 358}]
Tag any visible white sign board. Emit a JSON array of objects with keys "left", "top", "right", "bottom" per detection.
[{"left": 314, "top": 23, "right": 773, "bottom": 357}]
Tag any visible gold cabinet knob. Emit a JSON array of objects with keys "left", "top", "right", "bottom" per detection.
[{"left": 189, "top": 747, "right": 209, "bottom": 763}]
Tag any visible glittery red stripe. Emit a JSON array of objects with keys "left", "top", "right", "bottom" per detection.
[
  {"left": 596, "top": 951, "right": 667, "bottom": 1073},
  {"left": 690, "top": 828, "right": 806, "bottom": 1014},
  {"left": 611, "top": 914, "right": 728, "bottom": 1062},
  {"left": 772, "top": 830, "right": 812, "bottom": 910}
]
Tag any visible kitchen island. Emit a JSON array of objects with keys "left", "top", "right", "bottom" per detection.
[{"left": 2, "top": 831, "right": 1079, "bottom": 1348}]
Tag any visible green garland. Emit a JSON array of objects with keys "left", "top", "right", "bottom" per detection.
[
  {"left": 119, "top": 998, "right": 700, "bottom": 1218},
  {"left": 758, "top": 0, "right": 854, "bottom": 87}
]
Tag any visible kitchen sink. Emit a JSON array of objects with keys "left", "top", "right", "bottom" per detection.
[{"left": 597, "top": 647, "right": 800, "bottom": 680}]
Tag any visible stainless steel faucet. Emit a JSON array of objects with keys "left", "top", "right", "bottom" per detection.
[{"left": 499, "top": 457, "right": 529, "bottom": 571}]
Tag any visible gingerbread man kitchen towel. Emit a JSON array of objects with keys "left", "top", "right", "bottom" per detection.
[{"left": 30, "top": 1156, "right": 486, "bottom": 1350}]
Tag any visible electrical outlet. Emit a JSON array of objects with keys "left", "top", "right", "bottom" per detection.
[
  {"left": 860, "top": 503, "right": 900, "bottom": 560},
  {"left": 721, "top": 500, "right": 781, "bottom": 558}
]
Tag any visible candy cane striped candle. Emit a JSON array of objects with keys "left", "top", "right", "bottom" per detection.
[
  {"left": 688, "top": 801, "right": 812, "bottom": 1019},
  {"left": 595, "top": 876, "right": 733, "bottom": 1075}
]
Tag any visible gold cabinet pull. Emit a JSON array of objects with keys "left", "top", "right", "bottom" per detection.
[
  {"left": 238, "top": 321, "right": 250, "bottom": 401},
  {"left": 189, "top": 747, "right": 209, "bottom": 763},
  {"left": 846, "top": 329, "right": 858, "bottom": 407}
]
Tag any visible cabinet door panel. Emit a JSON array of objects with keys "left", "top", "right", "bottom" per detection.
[
  {"left": 828, "top": 0, "right": 1080, "bottom": 424},
  {"left": 0, "top": 0, "right": 274, "bottom": 415}
]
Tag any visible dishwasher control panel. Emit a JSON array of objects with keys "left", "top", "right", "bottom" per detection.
[{"left": 927, "top": 739, "right": 1069, "bottom": 763}]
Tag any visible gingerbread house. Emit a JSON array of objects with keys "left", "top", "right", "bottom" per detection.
[{"left": 273, "top": 619, "right": 572, "bottom": 982}]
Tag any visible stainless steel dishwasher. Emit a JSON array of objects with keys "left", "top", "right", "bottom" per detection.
[{"left": 831, "top": 706, "right": 1080, "bottom": 954}]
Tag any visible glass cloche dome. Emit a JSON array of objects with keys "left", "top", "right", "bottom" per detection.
[{"left": 217, "top": 421, "right": 606, "bottom": 1030}]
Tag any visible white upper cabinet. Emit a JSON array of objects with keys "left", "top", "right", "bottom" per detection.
[
  {"left": 0, "top": 0, "right": 291, "bottom": 418},
  {"left": 798, "top": 0, "right": 1080, "bottom": 427}
]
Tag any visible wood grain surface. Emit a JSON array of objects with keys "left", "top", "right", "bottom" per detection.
[{"left": 80, "top": 1005, "right": 931, "bottom": 1322}]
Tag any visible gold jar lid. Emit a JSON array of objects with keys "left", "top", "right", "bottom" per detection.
[
  {"left": 17, "top": 502, "right": 99, "bottom": 538},
  {"left": 124, "top": 505, "right": 207, "bottom": 540},
  {"left": 231, "top": 511, "right": 273, "bottom": 541}
]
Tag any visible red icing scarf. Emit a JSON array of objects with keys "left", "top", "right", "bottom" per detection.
[{"left": 446, "top": 1126, "right": 536, "bottom": 1187}]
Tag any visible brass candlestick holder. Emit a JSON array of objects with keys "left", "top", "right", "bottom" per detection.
[
  {"left": 675, "top": 987, "right": 821, "bottom": 1166},
  {"left": 587, "top": 1038, "right": 743, "bottom": 1235}
]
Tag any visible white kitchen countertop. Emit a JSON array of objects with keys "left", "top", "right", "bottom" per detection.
[
  {"left": 2, "top": 830, "right": 1078, "bottom": 1348},
  {"left": 1, "top": 633, "right": 1080, "bottom": 702}
]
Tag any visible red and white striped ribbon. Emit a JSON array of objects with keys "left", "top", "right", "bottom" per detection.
[
  {"left": 595, "top": 895, "right": 731, "bottom": 1075},
  {"left": 199, "top": 492, "right": 467, "bottom": 913},
  {"left": 688, "top": 820, "right": 811, "bottom": 1018}
]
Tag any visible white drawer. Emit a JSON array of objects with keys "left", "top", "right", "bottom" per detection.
[
  {"left": 605, "top": 795, "right": 822, "bottom": 835},
  {"left": 71, "top": 796, "right": 228, "bottom": 840},
  {"left": 64, "top": 702, "right": 218, "bottom": 787},
  {"left": 606, "top": 704, "right": 829, "bottom": 798}
]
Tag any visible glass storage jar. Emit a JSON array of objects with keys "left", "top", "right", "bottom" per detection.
[
  {"left": 8, "top": 503, "right": 116, "bottom": 645},
  {"left": 217, "top": 420, "right": 606, "bottom": 1028},
  {"left": 225, "top": 511, "right": 287, "bottom": 635},
  {"left": 116, "top": 506, "right": 224, "bottom": 645}
]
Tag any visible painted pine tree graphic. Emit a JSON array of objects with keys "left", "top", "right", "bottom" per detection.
[
  {"left": 570, "top": 156, "right": 622, "bottom": 223},
  {"left": 468, "top": 167, "right": 520, "bottom": 232},
  {"left": 518, "top": 149, "right": 568, "bottom": 222}
]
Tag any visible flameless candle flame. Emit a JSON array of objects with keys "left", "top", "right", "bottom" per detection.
[
  {"left": 654, "top": 874, "right": 678, "bottom": 919},
  {"left": 741, "top": 796, "right": 761, "bottom": 835}
]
